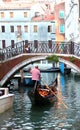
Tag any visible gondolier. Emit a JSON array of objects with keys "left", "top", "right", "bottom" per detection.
[{"left": 29, "top": 65, "right": 41, "bottom": 87}]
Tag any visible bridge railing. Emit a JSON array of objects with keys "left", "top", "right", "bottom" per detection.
[
  {"left": 0, "top": 40, "right": 80, "bottom": 61},
  {"left": 74, "top": 42, "right": 80, "bottom": 56}
]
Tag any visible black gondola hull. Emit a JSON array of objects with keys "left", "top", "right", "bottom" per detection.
[
  {"left": 28, "top": 78, "right": 58, "bottom": 106},
  {"left": 28, "top": 90, "right": 57, "bottom": 106}
]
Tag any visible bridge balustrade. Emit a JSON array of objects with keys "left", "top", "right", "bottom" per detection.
[
  {"left": 0, "top": 41, "right": 80, "bottom": 61},
  {"left": 74, "top": 43, "right": 80, "bottom": 56}
]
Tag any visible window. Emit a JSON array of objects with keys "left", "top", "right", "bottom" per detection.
[
  {"left": 24, "top": 12, "right": 27, "bottom": 17},
  {"left": 24, "top": 26, "right": 28, "bottom": 32},
  {"left": 34, "top": 25, "right": 37, "bottom": 32},
  {"left": 10, "top": 12, "right": 14, "bottom": 18},
  {"left": 59, "top": 24, "right": 65, "bottom": 34},
  {"left": 17, "top": 26, "right": 21, "bottom": 34},
  {"left": 1, "top": 26, "right": 5, "bottom": 32},
  {"left": 48, "top": 25, "right": 52, "bottom": 32},
  {"left": 45, "top": 4, "right": 50, "bottom": 9},
  {"left": 35, "top": 12, "right": 39, "bottom": 17},
  {"left": 59, "top": 11, "right": 64, "bottom": 19},
  {"left": 1, "top": 12, "right": 4, "bottom": 18},
  {"left": 11, "top": 40, "right": 14, "bottom": 48},
  {"left": 2, "top": 40, "right": 6, "bottom": 48},
  {"left": 10, "top": 26, "right": 14, "bottom": 32}
]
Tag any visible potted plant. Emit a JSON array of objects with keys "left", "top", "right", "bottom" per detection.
[{"left": 46, "top": 55, "right": 59, "bottom": 67}]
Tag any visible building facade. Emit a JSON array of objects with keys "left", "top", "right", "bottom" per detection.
[
  {"left": 65, "top": 0, "right": 79, "bottom": 42},
  {"left": 54, "top": 1, "right": 65, "bottom": 42},
  {"left": 0, "top": 0, "right": 79, "bottom": 49},
  {"left": 0, "top": 1, "right": 55, "bottom": 48}
]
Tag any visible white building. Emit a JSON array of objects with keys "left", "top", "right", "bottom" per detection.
[
  {"left": 0, "top": 0, "right": 79, "bottom": 49},
  {"left": 65, "top": 0, "right": 79, "bottom": 42},
  {"left": 0, "top": 1, "right": 55, "bottom": 48}
]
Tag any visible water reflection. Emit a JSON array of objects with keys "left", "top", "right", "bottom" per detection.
[
  {"left": 29, "top": 105, "right": 51, "bottom": 130},
  {"left": 60, "top": 74, "right": 65, "bottom": 95},
  {"left": 0, "top": 72, "right": 80, "bottom": 130}
]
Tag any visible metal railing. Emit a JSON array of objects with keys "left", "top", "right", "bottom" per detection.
[{"left": 0, "top": 40, "right": 80, "bottom": 61}]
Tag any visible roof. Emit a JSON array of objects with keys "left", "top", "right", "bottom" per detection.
[
  {"left": 32, "top": 14, "right": 54, "bottom": 21},
  {"left": 0, "top": 1, "right": 54, "bottom": 21},
  {"left": 0, "top": 1, "right": 54, "bottom": 10},
  {"left": 0, "top": 2, "right": 33, "bottom": 10}
]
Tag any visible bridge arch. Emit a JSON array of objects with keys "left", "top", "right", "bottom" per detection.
[
  {"left": 0, "top": 54, "right": 80, "bottom": 87},
  {"left": 59, "top": 58, "right": 80, "bottom": 72},
  {"left": 0, "top": 55, "right": 47, "bottom": 87}
]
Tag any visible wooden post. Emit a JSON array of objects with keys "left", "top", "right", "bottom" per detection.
[{"left": 20, "top": 69, "right": 24, "bottom": 83}]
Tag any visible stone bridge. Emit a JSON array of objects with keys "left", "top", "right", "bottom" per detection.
[{"left": 0, "top": 41, "right": 80, "bottom": 87}]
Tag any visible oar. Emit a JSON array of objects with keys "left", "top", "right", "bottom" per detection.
[{"left": 41, "top": 80, "right": 68, "bottom": 109}]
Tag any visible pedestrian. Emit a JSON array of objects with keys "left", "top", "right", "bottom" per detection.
[
  {"left": 29, "top": 66, "right": 41, "bottom": 88},
  {"left": 25, "top": 46, "right": 30, "bottom": 53}
]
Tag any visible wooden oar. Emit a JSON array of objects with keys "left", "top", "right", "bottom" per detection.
[{"left": 41, "top": 80, "right": 68, "bottom": 109}]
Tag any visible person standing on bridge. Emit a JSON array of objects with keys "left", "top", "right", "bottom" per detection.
[
  {"left": 25, "top": 46, "right": 30, "bottom": 53},
  {"left": 29, "top": 65, "right": 41, "bottom": 88}
]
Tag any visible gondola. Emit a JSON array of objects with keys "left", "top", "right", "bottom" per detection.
[{"left": 28, "top": 78, "right": 58, "bottom": 106}]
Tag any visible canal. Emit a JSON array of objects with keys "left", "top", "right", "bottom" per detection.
[{"left": 0, "top": 72, "right": 80, "bottom": 130}]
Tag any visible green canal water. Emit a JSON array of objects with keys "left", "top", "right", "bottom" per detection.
[{"left": 0, "top": 72, "right": 80, "bottom": 130}]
